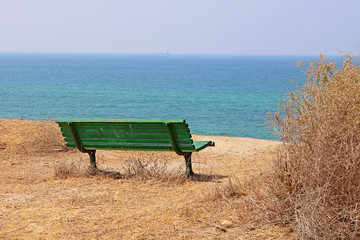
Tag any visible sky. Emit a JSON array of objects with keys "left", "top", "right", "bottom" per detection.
[{"left": 0, "top": 0, "right": 359, "bottom": 55}]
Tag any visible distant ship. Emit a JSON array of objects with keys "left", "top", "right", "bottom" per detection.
[{"left": 154, "top": 50, "right": 170, "bottom": 55}]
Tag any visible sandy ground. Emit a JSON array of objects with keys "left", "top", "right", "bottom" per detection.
[{"left": 0, "top": 119, "right": 293, "bottom": 239}]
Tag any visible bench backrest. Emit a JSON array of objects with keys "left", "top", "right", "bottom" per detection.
[{"left": 56, "top": 119, "right": 195, "bottom": 154}]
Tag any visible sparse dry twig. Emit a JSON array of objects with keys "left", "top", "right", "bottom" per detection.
[{"left": 121, "top": 157, "right": 188, "bottom": 184}]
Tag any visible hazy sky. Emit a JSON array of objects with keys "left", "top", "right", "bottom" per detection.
[{"left": 0, "top": 0, "right": 359, "bottom": 55}]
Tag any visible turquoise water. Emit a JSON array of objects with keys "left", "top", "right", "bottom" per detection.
[{"left": 0, "top": 53, "right": 308, "bottom": 139}]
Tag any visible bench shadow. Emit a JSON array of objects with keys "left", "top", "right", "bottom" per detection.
[
  {"left": 190, "top": 173, "right": 228, "bottom": 183},
  {"left": 89, "top": 169, "right": 123, "bottom": 179},
  {"left": 88, "top": 169, "right": 228, "bottom": 182}
]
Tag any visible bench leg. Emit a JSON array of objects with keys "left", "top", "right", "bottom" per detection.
[
  {"left": 88, "top": 150, "right": 98, "bottom": 175},
  {"left": 184, "top": 152, "right": 194, "bottom": 177}
]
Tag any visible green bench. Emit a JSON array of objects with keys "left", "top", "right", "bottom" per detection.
[{"left": 56, "top": 119, "right": 215, "bottom": 177}]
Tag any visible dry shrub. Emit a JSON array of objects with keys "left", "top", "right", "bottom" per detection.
[
  {"left": 208, "top": 177, "right": 273, "bottom": 226},
  {"left": 210, "top": 178, "right": 248, "bottom": 201},
  {"left": 53, "top": 155, "right": 196, "bottom": 183},
  {"left": 53, "top": 159, "right": 88, "bottom": 179},
  {"left": 0, "top": 119, "right": 67, "bottom": 158},
  {"left": 268, "top": 55, "right": 360, "bottom": 239},
  {"left": 121, "top": 157, "right": 187, "bottom": 184}
]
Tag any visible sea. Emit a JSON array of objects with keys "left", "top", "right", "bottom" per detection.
[{"left": 0, "top": 53, "right": 317, "bottom": 140}]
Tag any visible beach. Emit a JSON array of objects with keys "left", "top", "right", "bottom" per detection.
[{"left": 0, "top": 119, "right": 292, "bottom": 239}]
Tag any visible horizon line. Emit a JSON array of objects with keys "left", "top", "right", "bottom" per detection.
[{"left": 0, "top": 51, "right": 343, "bottom": 57}]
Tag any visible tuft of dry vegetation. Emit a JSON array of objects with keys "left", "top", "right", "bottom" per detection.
[
  {"left": 53, "top": 158, "right": 88, "bottom": 179},
  {"left": 54, "top": 155, "right": 189, "bottom": 183},
  {"left": 121, "top": 157, "right": 188, "bottom": 184},
  {"left": 206, "top": 174, "right": 288, "bottom": 230},
  {"left": 209, "top": 178, "right": 248, "bottom": 201},
  {"left": 268, "top": 55, "right": 360, "bottom": 239}
]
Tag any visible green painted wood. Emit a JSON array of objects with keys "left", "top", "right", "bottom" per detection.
[
  {"left": 61, "top": 132, "right": 192, "bottom": 140},
  {"left": 64, "top": 137, "right": 76, "bottom": 141},
  {"left": 65, "top": 123, "right": 189, "bottom": 129},
  {"left": 193, "top": 141, "right": 215, "bottom": 151},
  {"left": 56, "top": 119, "right": 185, "bottom": 124},
  {"left": 58, "top": 123, "right": 189, "bottom": 130},
  {"left": 85, "top": 139, "right": 172, "bottom": 145},
  {"left": 66, "top": 142, "right": 194, "bottom": 148},
  {"left": 164, "top": 122, "right": 184, "bottom": 155},
  {"left": 64, "top": 137, "right": 193, "bottom": 145},
  {"left": 60, "top": 127, "right": 190, "bottom": 135},
  {"left": 69, "top": 122, "right": 87, "bottom": 153},
  {"left": 65, "top": 143, "right": 184, "bottom": 151},
  {"left": 78, "top": 128, "right": 190, "bottom": 134},
  {"left": 65, "top": 137, "right": 169, "bottom": 144}
]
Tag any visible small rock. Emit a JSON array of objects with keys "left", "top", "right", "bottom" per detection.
[
  {"left": 221, "top": 220, "right": 233, "bottom": 228},
  {"left": 215, "top": 226, "right": 227, "bottom": 232}
]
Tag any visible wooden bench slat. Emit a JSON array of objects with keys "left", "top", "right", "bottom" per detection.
[
  {"left": 66, "top": 143, "right": 194, "bottom": 151},
  {"left": 64, "top": 137, "right": 193, "bottom": 145},
  {"left": 67, "top": 123, "right": 189, "bottom": 129},
  {"left": 60, "top": 127, "right": 190, "bottom": 135},
  {"left": 68, "top": 142, "right": 194, "bottom": 148},
  {"left": 56, "top": 119, "right": 185, "bottom": 124},
  {"left": 78, "top": 128, "right": 190, "bottom": 134},
  {"left": 65, "top": 142, "right": 172, "bottom": 150},
  {"left": 61, "top": 132, "right": 192, "bottom": 140},
  {"left": 58, "top": 123, "right": 189, "bottom": 132}
]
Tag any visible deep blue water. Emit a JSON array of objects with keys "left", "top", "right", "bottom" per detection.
[{"left": 0, "top": 53, "right": 311, "bottom": 139}]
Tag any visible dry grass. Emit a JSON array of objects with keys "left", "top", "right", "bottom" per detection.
[
  {"left": 206, "top": 174, "right": 289, "bottom": 231},
  {"left": 53, "top": 156, "right": 221, "bottom": 184},
  {"left": 53, "top": 158, "right": 89, "bottom": 179},
  {"left": 0, "top": 118, "right": 289, "bottom": 239},
  {"left": 0, "top": 118, "right": 66, "bottom": 158},
  {"left": 121, "top": 157, "right": 187, "bottom": 184},
  {"left": 209, "top": 178, "right": 248, "bottom": 201},
  {"left": 268, "top": 55, "right": 360, "bottom": 239},
  {"left": 53, "top": 156, "right": 189, "bottom": 183}
]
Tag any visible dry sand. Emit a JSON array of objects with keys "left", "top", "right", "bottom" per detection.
[{"left": 0, "top": 119, "right": 293, "bottom": 239}]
